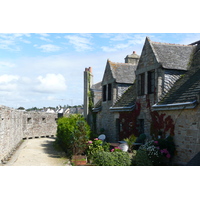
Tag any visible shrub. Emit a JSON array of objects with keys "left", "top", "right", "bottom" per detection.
[
  {"left": 56, "top": 114, "right": 91, "bottom": 158},
  {"left": 134, "top": 136, "right": 176, "bottom": 166},
  {"left": 92, "top": 151, "right": 131, "bottom": 166},
  {"left": 123, "top": 134, "right": 137, "bottom": 152},
  {"left": 134, "top": 149, "right": 153, "bottom": 166},
  {"left": 86, "top": 138, "right": 110, "bottom": 161}
]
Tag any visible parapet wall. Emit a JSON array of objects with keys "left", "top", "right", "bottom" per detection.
[{"left": 0, "top": 105, "right": 58, "bottom": 163}]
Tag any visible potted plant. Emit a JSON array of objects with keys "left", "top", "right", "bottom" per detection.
[{"left": 71, "top": 155, "right": 87, "bottom": 166}]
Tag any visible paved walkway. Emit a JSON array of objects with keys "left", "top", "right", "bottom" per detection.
[{"left": 3, "top": 137, "right": 71, "bottom": 166}]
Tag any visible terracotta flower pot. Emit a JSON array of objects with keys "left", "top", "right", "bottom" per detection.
[{"left": 71, "top": 155, "right": 87, "bottom": 166}]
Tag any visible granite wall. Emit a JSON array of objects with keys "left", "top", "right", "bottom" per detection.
[
  {"left": 0, "top": 105, "right": 58, "bottom": 163},
  {"left": 158, "top": 106, "right": 200, "bottom": 165}
]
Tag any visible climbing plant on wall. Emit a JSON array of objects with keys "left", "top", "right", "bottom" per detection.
[{"left": 146, "top": 95, "right": 175, "bottom": 139}]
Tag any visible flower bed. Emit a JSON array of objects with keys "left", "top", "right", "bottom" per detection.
[{"left": 133, "top": 136, "right": 176, "bottom": 166}]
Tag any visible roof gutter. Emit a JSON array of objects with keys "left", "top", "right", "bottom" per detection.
[
  {"left": 109, "top": 104, "right": 135, "bottom": 112},
  {"left": 92, "top": 107, "right": 102, "bottom": 112},
  {"left": 152, "top": 100, "right": 198, "bottom": 111}
]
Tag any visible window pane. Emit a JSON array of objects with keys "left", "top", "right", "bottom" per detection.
[
  {"left": 108, "top": 84, "right": 112, "bottom": 100},
  {"left": 148, "top": 70, "right": 155, "bottom": 94},
  {"left": 103, "top": 85, "right": 107, "bottom": 101},
  {"left": 141, "top": 73, "right": 145, "bottom": 95}
]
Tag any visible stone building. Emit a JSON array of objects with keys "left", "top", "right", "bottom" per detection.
[
  {"left": 92, "top": 52, "right": 140, "bottom": 142},
  {"left": 134, "top": 37, "right": 195, "bottom": 138},
  {"left": 112, "top": 37, "right": 199, "bottom": 164},
  {"left": 151, "top": 39, "right": 200, "bottom": 164},
  {"left": 84, "top": 37, "right": 200, "bottom": 164}
]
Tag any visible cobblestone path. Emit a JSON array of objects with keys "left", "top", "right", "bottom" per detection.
[{"left": 4, "top": 137, "right": 70, "bottom": 166}]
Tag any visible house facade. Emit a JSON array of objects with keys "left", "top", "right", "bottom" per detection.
[
  {"left": 92, "top": 52, "right": 139, "bottom": 142},
  {"left": 135, "top": 37, "right": 195, "bottom": 138},
  {"left": 85, "top": 37, "right": 200, "bottom": 164},
  {"left": 152, "top": 40, "right": 200, "bottom": 164}
]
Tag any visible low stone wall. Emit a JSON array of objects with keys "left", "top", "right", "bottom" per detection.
[
  {"left": 0, "top": 105, "right": 58, "bottom": 163},
  {"left": 23, "top": 111, "right": 58, "bottom": 139}
]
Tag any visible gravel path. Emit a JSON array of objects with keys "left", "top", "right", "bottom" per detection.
[{"left": 3, "top": 137, "right": 71, "bottom": 166}]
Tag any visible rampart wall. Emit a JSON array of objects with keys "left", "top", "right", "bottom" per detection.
[{"left": 0, "top": 105, "right": 58, "bottom": 163}]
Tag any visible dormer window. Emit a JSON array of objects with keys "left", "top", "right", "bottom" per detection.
[
  {"left": 103, "top": 85, "right": 107, "bottom": 101},
  {"left": 138, "top": 73, "right": 145, "bottom": 95},
  {"left": 148, "top": 70, "right": 155, "bottom": 94},
  {"left": 108, "top": 84, "right": 112, "bottom": 100},
  {"left": 103, "top": 83, "right": 112, "bottom": 101}
]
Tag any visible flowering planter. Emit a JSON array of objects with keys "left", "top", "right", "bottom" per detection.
[{"left": 71, "top": 155, "right": 87, "bottom": 166}]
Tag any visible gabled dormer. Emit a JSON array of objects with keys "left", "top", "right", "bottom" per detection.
[
  {"left": 136, "top": 37, "right": 195, "bottom": 102},
  {"left": 102, "top": 55, "right": 138, "bottom": 105}
]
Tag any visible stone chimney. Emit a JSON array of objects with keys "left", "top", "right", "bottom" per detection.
[
  {"left": 124, "top": 51, "right": 140, "bottom": 65},
  {"left": 83, "top": 67, "right": 93, "bottom": 120}
]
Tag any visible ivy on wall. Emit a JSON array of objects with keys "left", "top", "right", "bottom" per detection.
[
  {"left": 146, "top": 95, "right": 175, "bottom": 139},
  {"left": 119, "top": 101, "right": 141, "bottom": 140}
]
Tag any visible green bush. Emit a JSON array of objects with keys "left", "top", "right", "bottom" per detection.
[
  {"left": 134, "top": 136, "right": 176, "bottom": 166},
  {"left": 56, "top": 114, "right": 91, "bottom": 158},
  {"left": 86, "top": 138, "right": 110, "bottom": 162},
  {"left": 134, "top": 149, "right": 153, "bottom": 166},
  {"left": 92, "top": 151, "right": 131, "bottom": 166}
]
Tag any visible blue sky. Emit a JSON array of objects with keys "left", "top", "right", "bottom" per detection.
[{"left": 0, "top": 33, "right": 200, "bottom": 109}]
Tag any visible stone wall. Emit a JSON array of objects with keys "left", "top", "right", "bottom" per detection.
[
  {"left": 0, "top": 105, "right": 58, "bottom": 163},
  {"left": 136, "top": 94, "right": 154, "bottom": 139},
  {"left": 158, "top": 106, "right": 200, "bottom": 165},
  {"left": 96, "top": 101, "right": 119, "bottom": 142}
]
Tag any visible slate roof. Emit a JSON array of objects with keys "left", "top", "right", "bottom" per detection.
[
  {"left": 160, "top": 69, "right": 185, "bottom": 100},
  {"left": 108, "top": 60, "right": 137, "bottom": 84},
  {"left": 92, "top": 99, "right": 102, "bottom": 112},
  {"left": 150, "top": 39, "right": 195, "bottom": 71},
  {"left": 91, "top": 81, "right": 102, "bottom": 91},
  {"left": 110, "top": 85, "right": 136, "bottom": 111},
  {"left": 157, "top": 65, "right": 200, "bottom": 105}
]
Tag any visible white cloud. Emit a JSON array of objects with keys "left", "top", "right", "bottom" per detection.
[
  {"left": 34, "top": 73, "right": 67, "bottom": 93},
  {"left": 34, "top": 44, "right": 61, "bottom": 52},
  {"left": 36, "top": 33, "right": 50, "bottom": 37},
  {"left": 0, "top": 33, "right": 31, "bottom": 51},
  {"left": 0, "top": 39, "right": 21, "bottom": 51},
  {"left": 101, "top": 34, "right": 146, "bottom": 52},
  {"left": 64, "top": 35, "right": 93, "bottom": 51},
  {"left": 19, "top": 38, "right": 31, "bottom": 44},
  {"left": 0, "top": 74, "right": 19, "bottom": 91},
  {"left": 110, "top": 33, "right": 132, "bottom": 41},
  {"left": 0, "top": 61, "right": 16, "bottom": 68},
  {"left": 0, "top": 74, "right": 19, "bottom": 84},
  {"left": 101, "top": 46, "right": 117, "bottom": 52},
  {"left": 39, "top": 37, "right": 52, "bottom": 42}
]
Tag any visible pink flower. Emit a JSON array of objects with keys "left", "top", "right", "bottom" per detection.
[
  {"left": 166, "top": 154, "right": 171, "bottom": 158},
  {"left": 154, "top": 141, "right": 158, "bottom": 144},
  {"left": 111, "top": 149, "right": 114, "bottom": 152},
  {"left": 94, "top": 138, "right": 98, "bottom": 140},
  {"left": 88, "top": 141, "right": 92, "bottom": 144},
  {"left": 161, "top": 149, "right": 169, "bottom": 154}
]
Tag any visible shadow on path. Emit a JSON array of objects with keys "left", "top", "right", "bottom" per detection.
[{"left": 40, "top": 137, "right": 66, "bottom": 159}]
